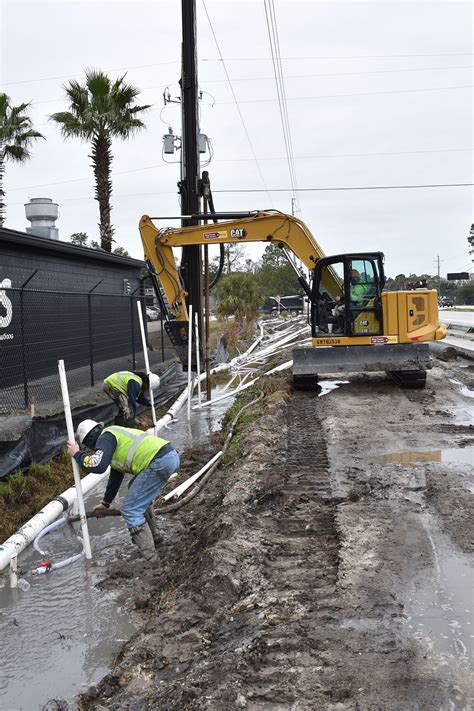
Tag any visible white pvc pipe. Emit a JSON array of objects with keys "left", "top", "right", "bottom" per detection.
[
  {"left": 194, "top": 312, "right": 202, "bottom": 407},
  {"left": 137, "top": 301, "right": 157, "bottom": 427},
  {"left": 0, "top": 469, "right": 109, "bottom": 570},
  {"left": 9, "top": 554, "right": 17, "bottom": 588},
  {"left": 58, "top": 360, "right": 92, "bottom": 560},
  {"left": 195, "top": 377, "right": 259, "bottom": 409},
  {"left": 265, "top": 359, "right": 293, "bottom": 375},
  {"left": 187, "top": 304, "right": 193, "bottom": 420},
  {"left": 163, "top": 451, "right": 223, "bottom": 501},
  {"left": 152, "top": 363, "right": 231, "bottom": 435}
]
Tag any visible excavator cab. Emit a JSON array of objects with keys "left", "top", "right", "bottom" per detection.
[{"left": 313, "top": 253, "right": 385, "bottom": 339}]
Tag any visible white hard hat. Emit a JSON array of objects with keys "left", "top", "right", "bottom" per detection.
[
  {"left": 76, "top": 419, "right": 103, "bottom": 444},
  {"left": 148, "top": 373, "right": 160, "bottom": 390}
]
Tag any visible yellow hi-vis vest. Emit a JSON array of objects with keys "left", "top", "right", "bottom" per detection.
[
  {"left": 102, "top": 426, "right": 170, "bottom": 475},
  {"left": 104, "top": 371, "right": 142, "bottom": 396}
]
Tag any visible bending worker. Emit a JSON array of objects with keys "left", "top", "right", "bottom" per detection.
[
  {"left": 67, "top": 419, "right": 179, "bottom": 561},
  {"left": 103, "top": 370, "right": 160, "bottom": 427}
]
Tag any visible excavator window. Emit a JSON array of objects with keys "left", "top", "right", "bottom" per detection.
[{"left": 312, "top": 253, "right": 384, "bottom": 338}]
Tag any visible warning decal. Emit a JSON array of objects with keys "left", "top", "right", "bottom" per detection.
[{"left": 203, "top": 230, "right": 228, "bottom": 240}]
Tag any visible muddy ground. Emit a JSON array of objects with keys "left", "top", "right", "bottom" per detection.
[{"left": 77, "top": 357, "right": 473, "bottom": 710}]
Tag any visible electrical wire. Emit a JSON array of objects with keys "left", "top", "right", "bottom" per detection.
[
  {"left": 264, "top": 0, "right": 299, "bottom": 213},
  {"left": 6, "top": 147, "right": 472, "bottom": 194},
  {"left": 214, "top": 183, "right": 474, "bottom": 193},
  {"left": 8, "top": 181, "right": 473, "bottom": 207},
  {"left": 201, "top": 0, "right": 274, "bottom": 208},
  {"left": 216, "top": 84, "right": 473, "bottom": 105}
]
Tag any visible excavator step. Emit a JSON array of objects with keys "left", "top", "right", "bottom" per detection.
[{"left": 292, "top": 343, "right": 431, "bottom": 389}]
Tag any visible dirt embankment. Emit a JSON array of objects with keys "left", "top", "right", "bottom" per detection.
[{"left": 80, "top": 360, "right": 473, "bottom": 710}]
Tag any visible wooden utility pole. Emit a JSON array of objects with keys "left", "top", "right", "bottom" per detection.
[{"left": 179, "top": 0, "right": 202, "bottom": 358}]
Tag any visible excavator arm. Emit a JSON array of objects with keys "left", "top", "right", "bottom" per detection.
[{"left": 139, "top": 210, "right": 341, "bottom": 322}]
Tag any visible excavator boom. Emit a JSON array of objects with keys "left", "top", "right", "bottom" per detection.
[{"left": 139, "top": 211, "right": 340, "bottom": 321}]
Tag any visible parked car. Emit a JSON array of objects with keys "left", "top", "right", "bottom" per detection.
[
  {"left": 439, "top": 298, "right": 455, "bottom": 308},
  {"left": 146, "top": 306, "right": 160, "bottom": 321}
]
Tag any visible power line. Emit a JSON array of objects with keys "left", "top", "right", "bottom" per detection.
[
  {"left": 3, "top": 54, "right": 472, "bottom": 87},
  {"left": 202, "top": 53, "right": 474, "bottom": 60},
  {"left": 7, "top": 147, "right": 472, "bottom": 192},
  {"left": 9, "top": 182, "right": 472, "bottom": 206},
  {"left": 216, "top": 84, "right": 473, "bottom": 105},
  {"left": 201, "top": 0, "right": 274, "bottom": 207},
  {"left": 0, "top": 60, "right": 180, "bottom": 87},
  {"left": 264, "top": 0, "right": 299, "bottom": 212},
  {"left": 202, "top": 65, "right": 474, "bottom": 84},
  {"left": 214, "top": 183, "right": 474, "bottom": 193},
  {"left": 32, "top": 65, "right": 474, "bottom": 107}
]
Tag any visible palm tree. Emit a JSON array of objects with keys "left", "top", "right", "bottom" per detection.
[
  {"left": 0, "top": 93, "right": 44, "bottom": 227},
  {"left": 51, "top": 69, "right": 151, "bottom": 251}
]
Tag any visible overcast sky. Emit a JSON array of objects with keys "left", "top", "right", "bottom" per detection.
[{"left": 1, "top": 0, "right": 472, "bottom": 276}]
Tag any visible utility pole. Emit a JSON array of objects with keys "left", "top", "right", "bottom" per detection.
[
  {"left": 179, "top": 0, "right": 202, "bottom": 351},
  {"left": 435, "top": 254, "right": 442, "bottom": 298}
]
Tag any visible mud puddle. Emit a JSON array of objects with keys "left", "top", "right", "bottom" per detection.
[
  {"left": 0, "top": 382, "right": 234, "bottom": 710},
  {"left": 0, "top": 486, "right": 138, "bottom": 711},
  {"left": 378, "top": 447, "right": 473, "bottom": 466},
  {"left": 404, "top": 515, "right": 472, "bottom": 668}
]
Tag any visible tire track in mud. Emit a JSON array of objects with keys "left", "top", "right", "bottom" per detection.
[{"left": 241, "top": 390, "right": 340, "bottom": 705}]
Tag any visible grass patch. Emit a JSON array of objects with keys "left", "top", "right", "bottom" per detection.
[
  {"left": 152, "top": 588, "right": 176, "bottom": 615},
  {"left": 0, "top": 450, "right": 74, "bottom": 542}
]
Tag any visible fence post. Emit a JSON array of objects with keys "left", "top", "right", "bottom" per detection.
[
  {"left": 88, "top": 280, "right": 103, "bottom": 387},
  {"left": 131, "top": 295, "right": 136, "bottom": 369},
  {"left": 19, "top": 270, "right": 38, "bottom": 410}
]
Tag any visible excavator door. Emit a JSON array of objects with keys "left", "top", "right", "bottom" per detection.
[{"left": 312, "top": 252, "right": 385, "bottom": 338}]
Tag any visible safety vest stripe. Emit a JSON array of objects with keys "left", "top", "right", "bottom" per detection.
[
  {"left": 107, "top": 426, "right": 135, "bottom": 440},
  {"left": 125, "top": 433, "right": 149, "bottom": 469}
]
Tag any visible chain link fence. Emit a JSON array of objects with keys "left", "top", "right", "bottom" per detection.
[{"left": 0, "top": 286, "right": 176, "bottom": 417}]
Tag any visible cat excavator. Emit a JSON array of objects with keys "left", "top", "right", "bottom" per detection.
[{"left": 139, "top": 210, "right": 446, "bottom": 389}]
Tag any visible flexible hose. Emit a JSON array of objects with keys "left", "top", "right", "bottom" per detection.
[{"left": 31, "top": 519, "right": 85, "bottom": 575}]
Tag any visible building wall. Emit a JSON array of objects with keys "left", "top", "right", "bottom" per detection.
[{"left": 0, "top": 229, "right": 146, "bottom": 397}]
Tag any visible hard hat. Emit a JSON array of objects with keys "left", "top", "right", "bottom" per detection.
[
  {"left": 148, "top": 373, "right": 160, "bottom": 390},
  {"left": 76, "top": 419, "right": 103, "bottom": 444}
]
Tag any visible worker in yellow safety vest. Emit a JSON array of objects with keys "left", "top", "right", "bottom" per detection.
[
  {"left": 103, "top": 370, "right": 161, "bottom": 427},
  {"left": 67, "top": 419, "right": 179, "bottom": 561}
]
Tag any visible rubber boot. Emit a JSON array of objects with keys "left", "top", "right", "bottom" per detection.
[
  {"left": 129, "top": 523, "right": 157, "bottom": 561},
  {"left": 144, "top": 504, "right": 162, "bottom": 549}
]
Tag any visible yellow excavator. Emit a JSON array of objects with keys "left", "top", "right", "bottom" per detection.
[{"left": 139, "top": 210, "right": 446, "bottom": 389}]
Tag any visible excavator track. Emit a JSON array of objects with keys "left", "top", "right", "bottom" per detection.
[{"left": 242, "top": 390, "right": 340, "bottom": 703}]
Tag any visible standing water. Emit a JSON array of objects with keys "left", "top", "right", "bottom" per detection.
[{"left": 0, "top": 382, "right": 235, "bottom": 710}]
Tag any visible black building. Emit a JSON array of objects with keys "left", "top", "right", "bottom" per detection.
[{"left": 0, "top": 228, "right": 147, "bottom": 413}]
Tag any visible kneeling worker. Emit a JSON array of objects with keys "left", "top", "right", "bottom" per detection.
[
  {"left": 103, "top": 370, "right": 161, "bottom": 427},
  {"left": 67, "top": 419, "right": 179, "bottom": 561}
]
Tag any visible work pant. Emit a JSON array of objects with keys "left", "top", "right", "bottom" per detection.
[
  {"left": 121, "top": 449, "right": 180, "bottom": 529},
  {"left": 103, "top": 385, "right": 133, "bottom": 424}
]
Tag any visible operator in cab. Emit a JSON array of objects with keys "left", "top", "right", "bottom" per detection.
[
  {"left": 332, "top": 268, "right": 369, "bottom": 331},
  {"left": 103, "top": 370, "right": 160, "bottom": 427},
  {"left": 67, "top": 419, "right": 179, "bottom": 561}
]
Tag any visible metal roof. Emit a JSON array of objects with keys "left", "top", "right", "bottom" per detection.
[{"left": 0, "top": 226, "right": 145, "bottom": 268}]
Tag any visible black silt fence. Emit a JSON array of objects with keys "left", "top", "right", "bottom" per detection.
[{"left": 0, "top": 286, "right": 173, "bottom": 416}]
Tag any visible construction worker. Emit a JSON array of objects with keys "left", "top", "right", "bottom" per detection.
[
  {"left": 103, "top": 370, "right": 161, "bottom": 427},
  {"left": 332, "top": 269, "right": 369, "bottom": 332},
  {"left": 349, "top": 269, "right": 369, "bottom": 307},
  {"left": 67, "top": 419, "right": 179, "bottom": 561}
]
